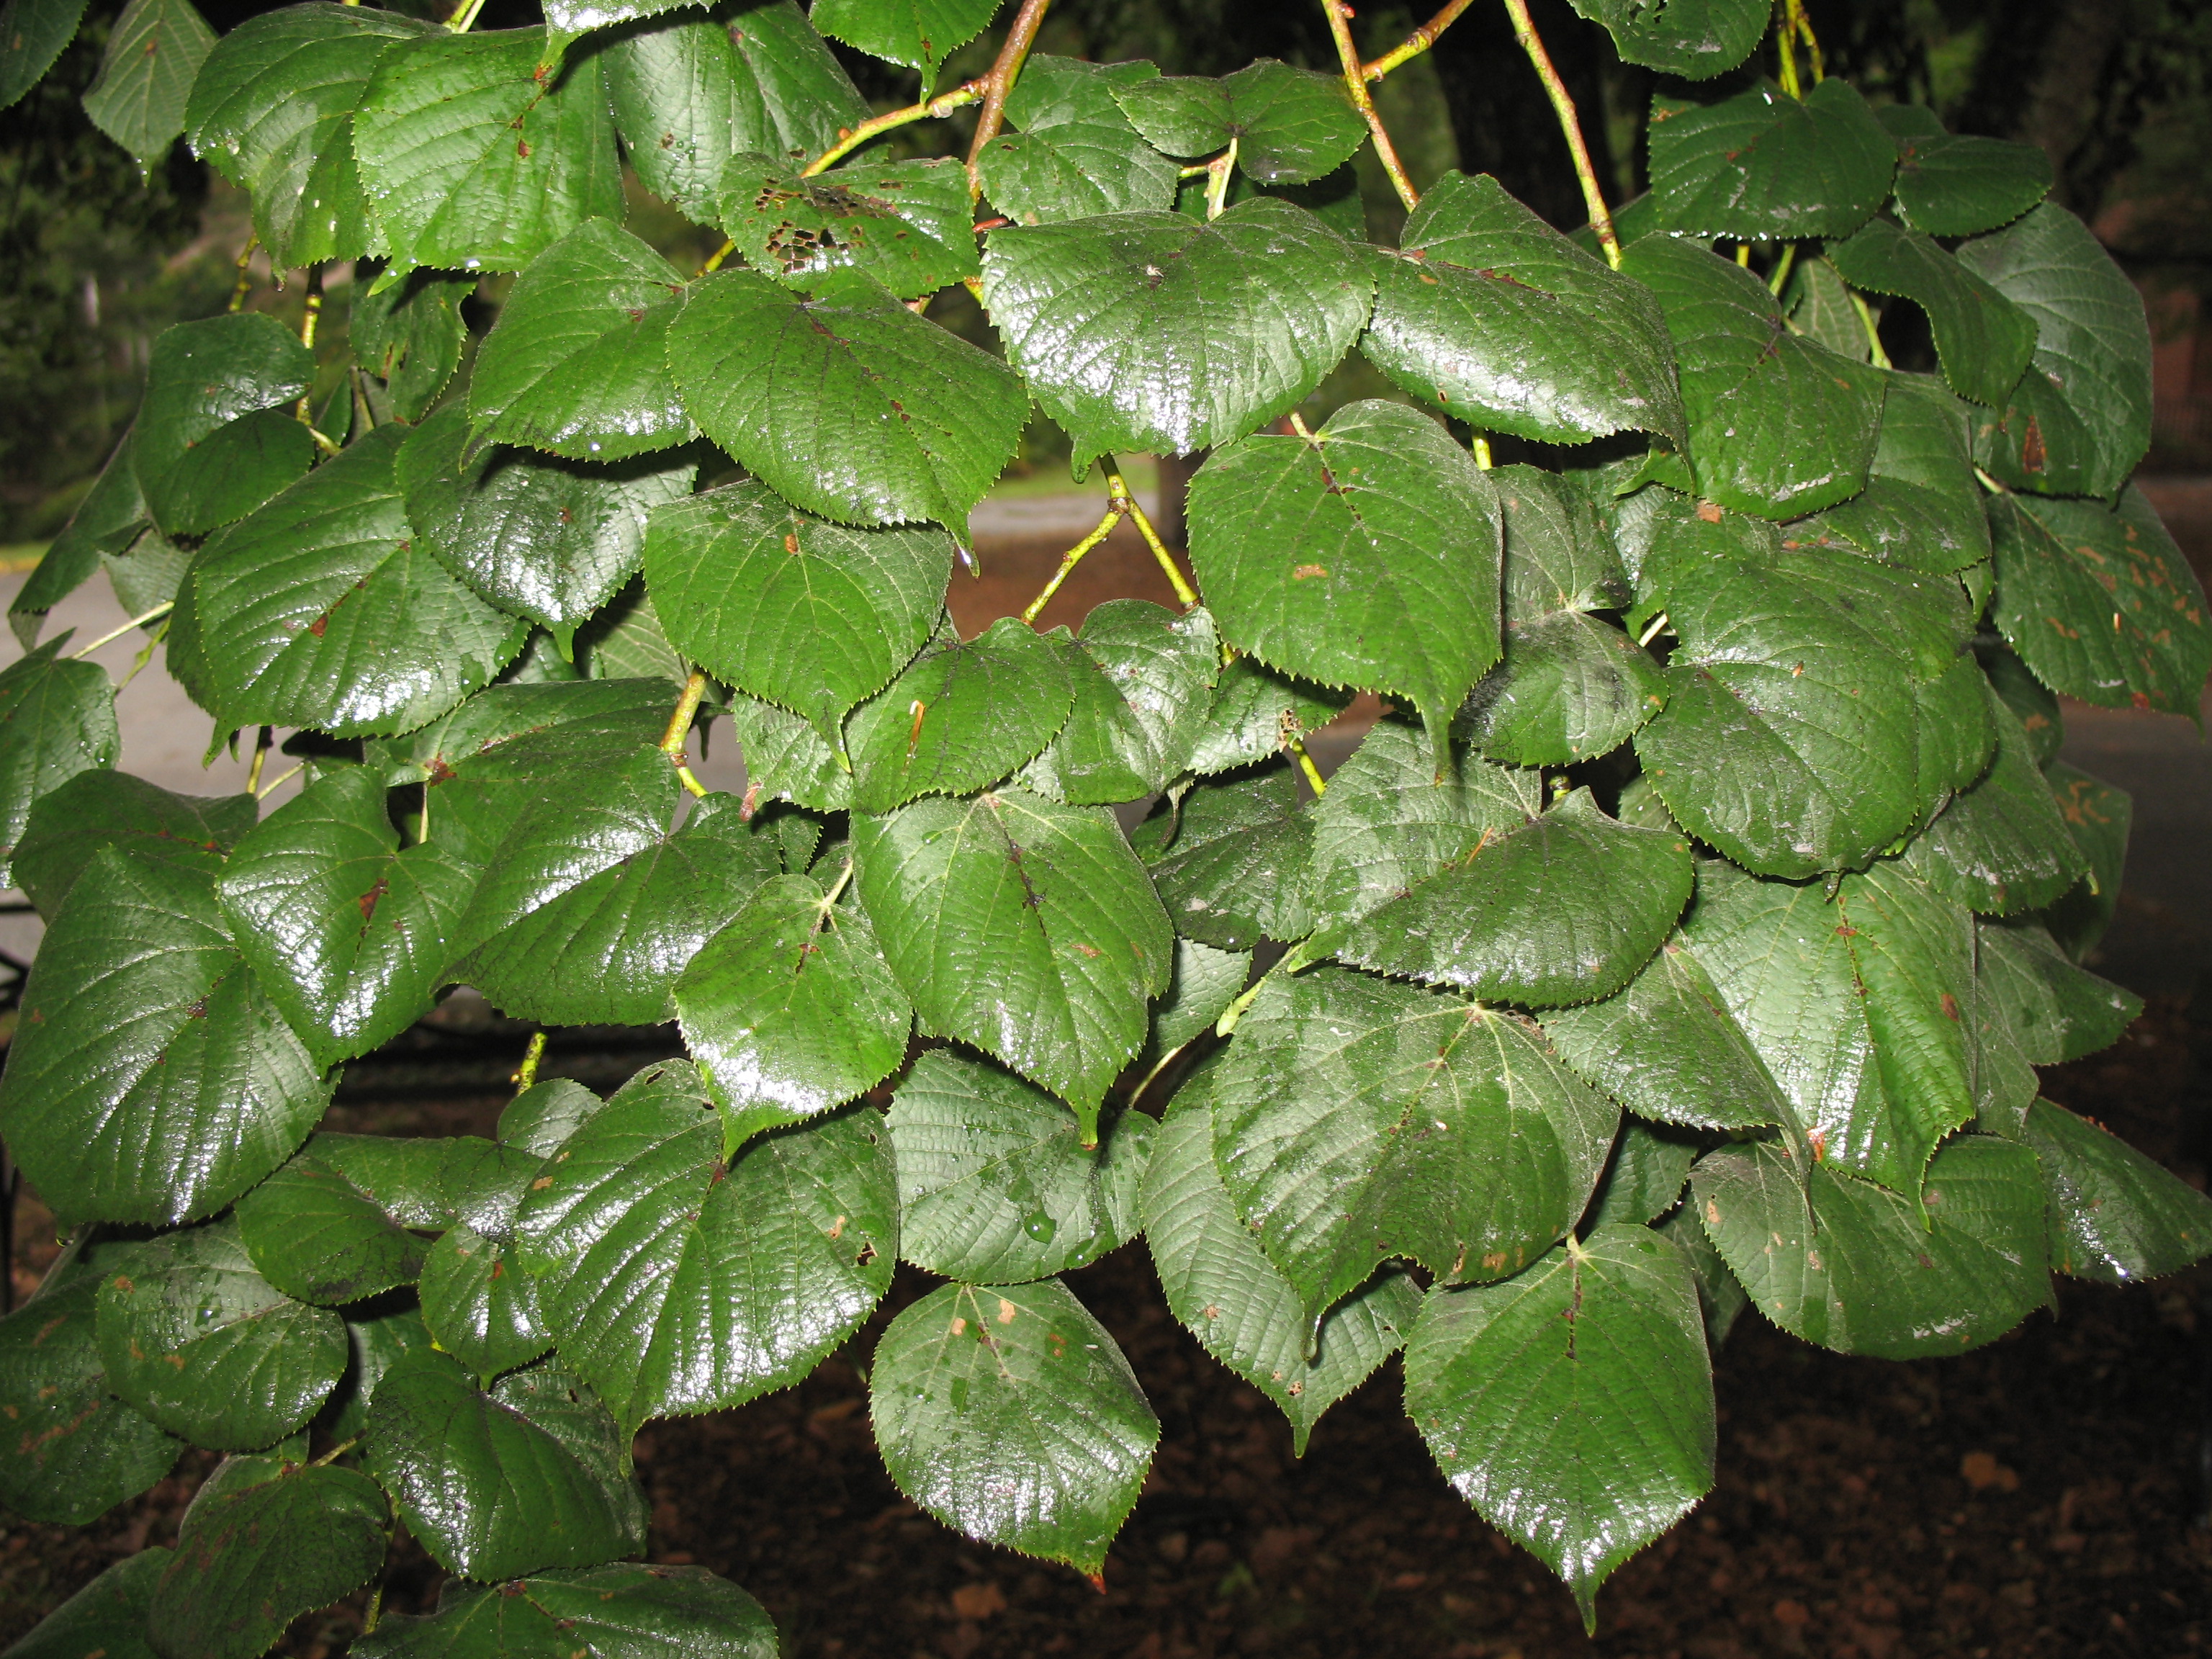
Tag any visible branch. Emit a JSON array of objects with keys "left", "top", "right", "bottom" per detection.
[
  {"left": 1322, "top": 0, "right": 1419, "bottom": 212},
  {"left": 1501, "top": 0, "right": 1618, "bottom": 268},
  {"left": 1107, "top": 466, "right": 1199, "bottom": 607},
  {"left": 1361, "top": 0, "right": 1476, "bottom": 81},
  {"left": 965, "top": 0, "right": 1054, "bottom": 186},
  {"left": 806, "top": 78, "right": 986, "bottom": 177},
  {"left": 659, "top": 669, "right": 711, "bottom": 797},
  {"left": 1020, "top": 503, "right": 1125, "bottom": 624}
]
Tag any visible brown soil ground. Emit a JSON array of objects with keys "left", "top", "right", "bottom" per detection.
[{"left": 4, "top": 517, "right": 2211, "bottom": 1658}]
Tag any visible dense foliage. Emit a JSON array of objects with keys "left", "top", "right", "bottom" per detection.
[{"left": 1, "top": 0, "right": 2209, "bottom": 1650}]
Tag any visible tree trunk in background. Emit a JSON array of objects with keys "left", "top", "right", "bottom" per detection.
[
  {"left": 1152, "top": 451, "right": 1196, "bottom": 549},
  {"left": 2014, "top": 0, "right": 2124, "bottom": 209}
]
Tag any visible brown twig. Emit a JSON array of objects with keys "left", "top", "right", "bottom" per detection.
[
  {"left": 1322, "top": 0, "right": 1419, "bottom": 212},
  {"left": 1501, "top": 0, "right": 1617, "bottom": 267},
  {"left": 965, "top": 0, "right": 1055, "bottom": 191}
]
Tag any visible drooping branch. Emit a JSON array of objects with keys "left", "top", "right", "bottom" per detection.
[
  {"left": 965, "top": 0, "right": 1054, "bottom": 187},
  {"left": 1322, "top": 0, "right": 1419, "bottom": 212},
  {"left": 1500, "top": 0, "right": 1617, "bottom": 267},
  {"left": 1360, "top": 0, "right": 1476, "bottom": 81}
]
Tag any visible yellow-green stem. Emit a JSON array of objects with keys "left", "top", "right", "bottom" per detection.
[
  {"left": 1503, "top": 0, "right": 1617, "bottom": 267},
  {"left": 245, "top": 727, "right": 273, "bottom": 796},
  {"left": 1108, "top": 467, "right": 1199, "bottom": 606},
  {"left": 1288, "top": 734, "right": 1328, "bottom": 796},
  {"left": 513, "top": 1030, "right": 547, "bottom": 1092},
  {"left": 1204, "top": 135, "right": 1239, "bottom": 219},
  {"left": 1361, "top": 0, "right": 1476, "bottom": 80},
  {"left": 228, "top": 234, "right": 257, "bottom": 312},
  {"left": 71, "top": 601, "right": 174, "bottom": 657},
  {"left": 1021, "top": 505, "right": 1126, "bottom": 623},
  {"left": 1323, "top": 0, "right": 1419, "bottom": 212},
  {"left": 806, "top": 79, "right": 986, "bottom": 176},
  {"left": 660, "top": 669, "right": 713, "bottom": 796}
]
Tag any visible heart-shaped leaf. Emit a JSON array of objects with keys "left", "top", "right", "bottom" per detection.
[
  {"left": 1211, "top": 966, "right": 1618, "bottom": 1327},
  {"left": 366, "top": 1349, "right": 645, "bottom": 1578},
  {"left": 645, "top": 479, "right": 953, "bottom": 742},
  {"left": 1020, "top": 600, "right": 1219, "bottom": 804},
  {"left": 675, "top": 870, "right": 912, "bottom": 1138},
  {"left": 1113, "top": 59, "right": 1363, "bottom": 184},
  {"left": 1336, "top": 788, "right": 1694, "bottom": 1007},
  {"left": 1827, "top": 217, "right": 2037, "bottom": 408},
  {"left": 233, "top": 1148, "right": 431, "bottom": 1306},
  {"left": 1899, "top": 688, "right": 2084, "bottom": 914},
  {"left": 669, "top": 266, "right": 1027, "bottom": 527},
  {"left": 1791, "top": 372, "right": 1990, "bottom": 574},
  {"left": 1405, "top": 1226, "right": 1715, "bottom": 1629},
  {"left": 1974, "top": 917, "right": 2139, "bottom": 1066},
  {"left": 81, "top": 0, "right": 215, "bottom": 164},
  {"left": 0, "top": 0, "right": 89, "bottom": 112},
  {"left": 1565, "top": 0, "right": 1765, "bottom": 78},
  {"left": 2018, "top": 1099, "right": 2212, "bottom": 1285},
  {"left": 1885, "top": 115, "right": 2053, "bottom": 237},
  {"left": 1188, "top": 399, "right": 1501, "bottom": 753},
  {"left": 1647, "top": 78, "right": 1894, "bottom": 240},
  {"left": 464, "top": 217, "right": 694, "bottom": 462},
  {"left": 350, "top": 267, "right": 474, "bottom": 421},
  {"left": 512, "top": 1064, "right": 896, "bottom": 1424},
  {"left": 418, "top": 1224, "right": 554, "bottom": 1381},
  {"left": 353, "top": 28, "right": 624, "bottom": 276},
  {"left": 716, "top": 153, "right": 977, "bottom": 300},
  {"left": 845, "top": 616, "right": 1076, "bottom": 811},
  {"left": 0, "top": 1546, "right": 170, "bottom": 1658},
  {"left": 1145, "top": 1062, "right": 1420, "bottom": 1454},
  {"left": 96, "top": 1221, "right": 347, "bottom": 1449},
  {"left": 1362, "top": 172, "right": 1685, "bottom": 447},
  {"left": 1184, "top": 654, "right": 1352, "bottom": 776},
  {"left": 0, "top": 637, "right": 118, "bottom": 889},
  {"left": 809, "top": 0, "right": 998, "bottom": 77},
  {"left": 1130, "top": 765, "right": 1314, "bottom": 950},
  {"left": 854, "top": 787, "right": 1172, "bottom": 1130},
  {"left": 976, "top": 55, "right": 1179, "bottom": 224},
  {"left": 0, "top": 848, "right": 330, "bottom": 1225},
  {"left": 131, "top": 313, "right": 314, "bottom": 537},
  {"left": 869, "top": 1277, "right": 1158, "bottom": 1575},
  {"left": 890, "top": 1050, "right": 1151, "bottom": 1282},
  {"left": 982, "top": 197, "right": 1372, "bottom": 463},
  {"left": 351, "top": 1563, "right": 780, "bottom": 1658}
]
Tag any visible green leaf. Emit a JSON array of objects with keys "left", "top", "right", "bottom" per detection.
[
  {"left": 809, "top": 0, "right": 997, "bottom": 77},
  {"left": 674, "top": 870, "right": 912, "bottom": 1136},
  {"left": 1146, "top": 1060, "right": 1419, "bottom": 1454},
  {"left": 1493, "top": 461, "right": 1630, "bottom": 614},
  {"left": 366, "top": 1349, "right": 644, "bottom": 1579},
  {"left": 717, "top": 153, "right": 977, "bottom": 300},
  {"left": 12, "top": 431, "right": 143, "bottom": 646},
  {"left": 602, "top": 1, "right": 860, "bottom": 217},
  {"left": 976, "top": 55, "right": 1179, "bottom": 225},
  {"left": 1586, "top": 1120, "right": 1699, "bottom": 1228},
  {"left": 353, "top": 28, "right": 624, "bottom": 276},
  {"left": 845, "top": 616, "right": 1076, "bottom": 811},
  {"left": 351, "top": 266, "right": 475, "bottom": 421},
  {"left": 1974, "top": 917, "right": 2139, "bottom": 1065},
  {"left": 1, "top": 1547, "right": 168, "bottom": 1659},
  {"left": 869, "top": 1277, "right": 1158, "bottom": 1575},
  {"left": 1681, "top": 860, "right": 1976, "bottom": 1195},
  {"left": 418, "top": 1224, "right": 554, "bottom": 1380},
  {"left": 1021, "top": 601, "right": 1219, "bottom": 804},
  {"left": 171, "top": 424, "right": 525, "bottom": 739},
  {"left": 1691, "top": 1133, "right": 2049, "bottom": 1357},
  {"left": 981, "top": 197, "right": 1372, "bottom": 464},
  {"left": 402, "top": 406, "right": 698, "bottom": 636},
  {"left": 1647, "top": 78, "right": 1894, "bottom": 241},
  {"left": 1113, "top": 59, "right": 1363, "bottom": 185},
  {"left": 148, "top": 1456, "right": 389, "bottom": 1659},
  {"left": 0, "top": 637, "right": 118, "bottom": 889},
  {"left": 540, "top": 0, "right": 691, "bottom": 37},
  {"left": 1899, "top": 689, "right": 2085, "bottom": 915},
  {"left": 1542, "top": 939, "right": 1791, "bottom": 1131},
  {"left": 1989, "top": 487, "right": 2210, "bottom": 716},
  {"left": 1339, "top": 788, "right": 1694, "bottom": 1009},
  {"left": 513, "top": 1066, "right": 897, "bottom": 1424},
  {"left": 1633, "top": 506, "right": 1975, "bottom": 877},
  {"left": 1460, "top": 610, "right": 1666, "bottom": 768},
  {"left": 0, "top": 0, "right": 88, "bottom": 112},
  {"left": 645, "top": 479, "right": 953, "bottom": 741},
  {"left": 1188, "top": 399, "right": 1501, "bottom": 751},
  {"left": 1130, "top": 765, "right": 1313, "bottom": 950},
  {"left": 725, "top": 691, "right": 853, "bottom": 811},
  {"left": 0, "top": 1265, "right": 180, "bottom": 1525},
  {"left": 1982, "top": 644, "right": 2063, "bottom": 765},
  {"left": 1361, "top": 172, "right": 1686, "bottom": 448},
  {"left": 232, "top": 1149, "right": 430, "bottom": 1307},
  {"left": 1957, "top": 204, "right": 2152, "bottom": 498},
  {"left": 890, "top": 1051, "right": 1150, "bottom": 1282},
  {"left": 318, "top": 1298, "right": 435, "bottom": 1446},
  {"left": 81, "top": 0, "right": 214, "bottom": 165},
  {"left": 853, "top": 787, "right": 1172, "bottom": 1130},
  {"left": 1304, "top": 714, "right": 1541, "bottom": 935},
  {"left": 1622, "top": 237, "right": 1885, "bottom": 519},
  {"left": 2038, "top": 760, "right": 2128, "bottom": 959},
  {"left": 1886, "top": 118, "right": 2053, "bottom": 238},
  {"left": 670, "top": 266, "right": 1027, "bottom": 528},
  {"left": 297, "top": 1132, "right": 456, "bottom": 1228},
  {"left": 1138, "top": 937, "right": 1250, "bottom": 1069},
  {"left": 2018, "top": 1099, "right": 2212, "bottom": 1284},
  {"left": 1565, "top": 0, "right": 1765, "bottom": 78},
  {"left": 1827, "top": 218, "right": 2037, "bottom": 408},
  {"left": 1791, "top": 372, "right": 1991, "bottom": 574},
  {"left": 1784, "top": 254, "right": 1869, "bottom": 361},
  {"left": 96, "top": 1220, "right": 347, "bottom": 1448},
  {"left": 1211, "top": 966, "right": 1618, "bottom": 1326},
  {"left": 0, "top": 849, "right": 330, "bottom": 1225},
  {"left": 215, "top": 767, "right": 472, "bottom": 1067},
  {"left": 464, "top": 217, "right": 694, "bottom": 463},
  {"left": 1183, "top": 655, "right": 1351, "bottom": 776},
  {"left": 184, "top": 4, "right": 431, "bottom": 266},
  {"left": 465, "top": 791, "right": 783, "bottom": 1025},
  {"left": 1404, "top": 1226, "right": 1714, "bottom": 1627},
  {"left": 351, "top": 1563, "right": 779, "bottom": 1658},
  {"left": 130, "top": 313, "right": 314, "bottom": 537}
]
